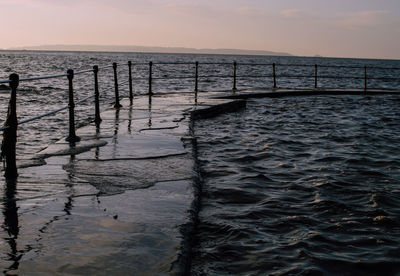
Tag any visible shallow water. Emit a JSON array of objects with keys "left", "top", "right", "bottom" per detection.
[{"left": 191, "top": 95, "right": 400, "bottom": 275}]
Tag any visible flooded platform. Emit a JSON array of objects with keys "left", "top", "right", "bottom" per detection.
[
  {"left": 0, "top": 92, "right": 245, "bottom": 275},
  {"left": 1, "top": 88, "right": 398, "bottom": 275}
]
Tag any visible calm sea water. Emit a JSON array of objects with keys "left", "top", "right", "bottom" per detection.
[{"left": 0, "top": 51, "right": 400, "bottom": 274}]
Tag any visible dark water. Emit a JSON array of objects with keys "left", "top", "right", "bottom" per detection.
[
  {"left": 0, "top": 52, "right": 400, "bottom": 274},
  {"left": 0, "top": 51, "right": 400, "bottom": 158},
  {"left": 191, "top": 95, "right": 400, "bottom": 275}
]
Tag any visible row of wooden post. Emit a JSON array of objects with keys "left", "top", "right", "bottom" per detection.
[
  {"left": 231, "top": 63, "right": 367, "bottom": 92},
  {"left": 113, "top": 61, "right": 368, "bottom": 96},
  {"left": 1, "top": 61, "right": 370, "bottom": 178},
  {"left": 1, "top": 61, "right": 135, "bottom": 178}
]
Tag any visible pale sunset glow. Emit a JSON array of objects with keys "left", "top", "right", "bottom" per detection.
[{"left": 0, "top": 0, "right": 399, "bottom": 59}]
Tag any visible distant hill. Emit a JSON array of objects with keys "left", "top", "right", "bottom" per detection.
[{"left": 9, "top": 44, "right": 292, "bottom": 57}]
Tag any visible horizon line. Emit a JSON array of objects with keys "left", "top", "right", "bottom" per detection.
[{"left": 1, "top": 44, "right": 399, "bottom": 61}]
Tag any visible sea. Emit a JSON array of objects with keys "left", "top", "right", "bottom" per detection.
[{"left": 0, "top": 51, "right": 400, "bottom": 275}]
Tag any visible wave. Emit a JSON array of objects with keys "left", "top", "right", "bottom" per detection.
[{"left": 191, "top": 95, "right": 400, "bottom": 275}]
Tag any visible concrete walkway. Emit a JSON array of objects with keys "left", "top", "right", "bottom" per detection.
[{"left": 0, "top": 92, "right": 245, "bottom": 275}]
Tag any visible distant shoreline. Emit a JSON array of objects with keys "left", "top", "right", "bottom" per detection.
[
  {"left": 2, "top": 47, "right": 400, "bottom": 61},
  {"left": 4, "top": 44, "right": 292, "bottom": 57}
]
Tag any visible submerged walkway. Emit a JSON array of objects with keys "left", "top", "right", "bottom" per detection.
[
  {"left": 1, "top": 88, "right": 398, "bottom": 275},
  {"left": 0, "top": 92, "right": 245, "bottom": 275}
]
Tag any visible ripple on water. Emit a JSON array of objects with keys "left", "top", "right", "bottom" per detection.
[{"left": 191, "top": 95, "right": 400, "bottom": 275}]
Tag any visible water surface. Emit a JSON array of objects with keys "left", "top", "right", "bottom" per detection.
[
  {"left": 0, "top": 52, "right": 399, "bottom": 274},
  {"left": 191, "top": 95, "right": 400, "bottom": 275},
  {"left": 0, "top": 51, "right": 399, "bottom": 158}
]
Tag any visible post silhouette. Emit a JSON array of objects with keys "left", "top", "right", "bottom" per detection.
[
  {"left": 148, "top": 61, "right": 153, "bottom": 96},
  {"left": 1, "top": 74, "right": 19, "bottom": 178},
  {"left": 113, "top": 63, "right": 122, "bottom": 108},
  {"left": 233, "top": 61, "right": 237, "bottom": 92},
  {"left": 66, "top": 69, "right": 81, "bottom": 143},
  {"left": 93, "top": 65, "right": 102, "bottom": 124},
  {"left": 314, "top": 64, "right": 318, "bottom": 89},
  {"left": 128, "top": 61, "right": 133, "bottom": 105},
  {"left": 195, "top": 61, "right": 199, "bottom": 94}
]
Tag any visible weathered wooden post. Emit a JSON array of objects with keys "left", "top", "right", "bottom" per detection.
[
  {"left": 93, "top": 65, "right": 102, "bottom": 124},
  {"left": 233, "top": 61, "right": 237, "bottom": 92},
  {"left": 1, "top": 74, "right": 19, "bottom": 178},
  {"left": 364, "top": 65, "right": 367, "bottom": 92},
  {"left": 113, "top": 62, "right": 122, "bottom": 108},
  {"left": 128, "top": 61, "right": 133, "bottom": 105},
  {"left": 272, "top": 63, "right": 277, "bottom": 89},
  {"left": 314, "top": 64, "right": 318, "bottom": 89},
  {"left": 148, "top": 61, "right": 153, "bottom": 96},
  {"left": 66, "top": 69, "right": 81, "bottom": 142},
  {"left": 195, "top": 61, "right": 199, "bottom": 94}
]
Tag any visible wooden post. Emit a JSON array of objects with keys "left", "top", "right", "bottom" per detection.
[
  {"left": 128, "top": 61, "right": 133, "bottom": 105},
  {"left": 314, "top": 64, "right": 318, "bottom": 89},
  {"left": 66, "top": 69, "right": 80, "bottom": 143},
  {"left": 1, "top": 74, "right": 19, "bottom": 178},
  {"left": 113, "top": 62, "right": 122, "bottom": 108},
  {"left": 273, "top": 63, "right": 277, "bottom": 88},
  {"left": 364, "top": 65, "right": 367, "bottom": 92},
  {"left": 93, "top": 65, "right": 102, "bottom": 124},
  {"left": 195, "top": 61, "right": 199, "bottom": 94},
  {"left": 233, "top": 61, "right": 237, "bottom": 92},
  {"left": 148, "top": 61, "right": 153, "bottom": 96}
]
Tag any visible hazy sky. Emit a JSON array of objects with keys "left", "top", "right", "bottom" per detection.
[{"left": 1, "top": 0, "right": 399, "bottom": 59}]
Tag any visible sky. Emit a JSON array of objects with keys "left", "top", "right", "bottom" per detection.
[{"left": 0, "top": 0, "right": 399, "bottom": 59}]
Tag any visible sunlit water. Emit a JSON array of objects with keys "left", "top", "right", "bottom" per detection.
[
  {"left": 0, "top": 51, "right": 399, "bottom": 274},
  {"left": 191, "top": 95, "right": 400, "bottom": 275}
]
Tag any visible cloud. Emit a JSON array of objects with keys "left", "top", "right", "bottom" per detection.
[
  {"left": 236, "top": 6, "right": 256, "bottom": 15},
  {"left": 338, "top": 10, "right": 390, "bottom": 29},
  {"left": 280, "top": 9, "right": 304, "bottom": 18}
]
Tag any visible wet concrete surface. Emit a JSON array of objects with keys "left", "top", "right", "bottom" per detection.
[
  {"left": 0, "top": 92, "right": 245, "bottom": 275},
  {"left": 2, "top": 88, "right": 396, "bottom": 274}
]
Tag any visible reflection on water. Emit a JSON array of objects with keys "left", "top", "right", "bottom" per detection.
[
  {"left": 1, "top": 155, "right": 79, "bottom": 274},
  {"left": 112, "top": 109, "right": 120, "bottom": 160},
  {"left": 148, "top": 94, "right": 152, "bottom": 127},
  {"left": 95, "top": 123, "right": 101, "bottom": 160},
  {"left": 113, "top": 108, "right": 120, "bottom": 137},
  {"left": 2, "top": 178, "right": 20, "bottom": 272},
  {"left": 191, "top": 95, "right": 400, "bottom": 275},
  {"left": 127, "top": 105, "right": 133, "bottom": 134}
]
